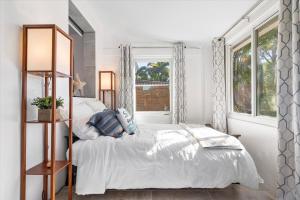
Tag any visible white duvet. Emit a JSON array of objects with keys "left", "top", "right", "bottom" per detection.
[{"left": 69, "top": 124, "right": 262, "bottom": 195}]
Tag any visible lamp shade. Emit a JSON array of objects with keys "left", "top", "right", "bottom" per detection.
[
  {"left": 25, "top": 25, "right": 72, "bottom": 76},
  {"left": 99, "top": 71, "right": 115, "bottom": 90}
]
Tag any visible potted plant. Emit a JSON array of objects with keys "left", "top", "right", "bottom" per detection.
[{"left": 31, "top": 96, "right": 64, "bottom": 121}]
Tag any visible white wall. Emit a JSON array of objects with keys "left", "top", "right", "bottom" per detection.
[
  {"left": 0, "top": 1, "right": 69, "bottom": 199},
  {"left": 225, "top": 0, "right": 279, "bottom": 196},
  {"left": 228, "top": 119, "right": 277, "bottom": 195}
]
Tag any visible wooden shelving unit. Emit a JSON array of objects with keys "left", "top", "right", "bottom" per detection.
[{"left": 21, "top": 24, "right": 73, "bottom": 200}]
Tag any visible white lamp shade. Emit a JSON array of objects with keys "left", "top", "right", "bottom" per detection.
[
  {"left": 27, "top": 28, "right": 52, "bottom": 71},
  {"left": 26, "top": 26, "right": 71, "bottom": 75},
  {"left": 56, "top": 31, "right": 71, "bottom": 75},
  {"left": 100, "top": 72, "right": 115, "bottom": 90}
]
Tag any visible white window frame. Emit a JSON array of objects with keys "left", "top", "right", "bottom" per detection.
[
  {"left": 226, "top": 11, "right": 279, "bottom": 127},
  {"left": 133, "top": 56, "right": 173, "bottom": 117}
]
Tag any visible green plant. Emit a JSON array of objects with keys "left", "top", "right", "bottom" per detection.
[
  {"left": 31, "top": 96, "right": 64, "bottom": 109},
  {"left": 136, "top": 61, "right": 170, "bottom": 82}
]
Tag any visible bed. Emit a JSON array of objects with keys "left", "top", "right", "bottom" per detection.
[{"left": 67, "top": 122, "right": 262, "bottom": 195}]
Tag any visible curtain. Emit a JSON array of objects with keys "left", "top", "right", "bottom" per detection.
[
  {"left": 277, "top": 0, "right": 300, "bottom": 199},
  {"left": 119, "top": 45, "right": 134, "bottom": 116},
  {"left": 172, "top": 42, "right": 186, "bottom": 124},
  {"left": 212, "top": 38, "right": 227, "bottom": 132}
]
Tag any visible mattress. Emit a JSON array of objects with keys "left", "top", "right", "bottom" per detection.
[{"left": 68, "top": 123, "right": 262, "bottom": 195}]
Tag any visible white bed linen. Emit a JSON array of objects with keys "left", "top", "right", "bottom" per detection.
[{"left": 69, "top": 124, "right": 261, "bottom": 195}]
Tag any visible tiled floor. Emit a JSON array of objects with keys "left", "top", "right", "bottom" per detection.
[{"left": 56, "top": 184, "right": 274, "bottom": 200}]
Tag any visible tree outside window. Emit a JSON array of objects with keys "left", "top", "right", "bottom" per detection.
[
  {"left": 135, "top": 61, "right": 170, "bottom": 112},
  {"left": 233, "top": 40, "right": 252, "bottom": 114},
  {"left": 256, "top": 17, "right": 278, "bottom": 117}
]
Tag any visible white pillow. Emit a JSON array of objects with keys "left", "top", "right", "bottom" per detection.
[
  {"left": 73, "top": 101, "right": 94, "bottom": 119},
  {"left": 61, "top": 97, "right": 96, "bottom": 119},
  {"left": 72, "top": 115, "right": 99, "bottom": 140},
  {"left": 73, "top": 97, "right": 95, "bottom": 106},
  {"left": 85, "top": 100, "right": 107, "bottom": 113},
  {"left": 72, "top": 102, "right": 99, "bottom": 140}
]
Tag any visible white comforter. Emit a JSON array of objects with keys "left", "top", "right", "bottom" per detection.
[{"left": 69, "top": 124, "right": 261, "bottom": 195}]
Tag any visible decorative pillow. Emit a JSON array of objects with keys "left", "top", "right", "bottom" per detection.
[
  {"left": 85, "top": 100, "right": 107, "bottom": 113},
  {"left": 88, "top": 110, "right": 124, "bottom": 138},
  {"left": 116, "top": 108, "right": 137, "bottom": 135}
]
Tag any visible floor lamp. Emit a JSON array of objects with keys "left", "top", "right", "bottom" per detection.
[{"left": 99, "top": 71, "right": 116, "bottom": 110}]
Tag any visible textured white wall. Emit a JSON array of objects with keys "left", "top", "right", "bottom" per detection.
[{"left": 0, "top": 0, "right": 69, "bottom": 199}]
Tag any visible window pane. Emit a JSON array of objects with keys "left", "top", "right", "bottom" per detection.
[
  {"left": 135, "top": 61, "right": 170, "bottom": 111},
  {"left": 256, "top": 17, "right": 278, "bottom": 117},
  {"left": 233, "top": 40, "right": 252, "bottom": 114}
]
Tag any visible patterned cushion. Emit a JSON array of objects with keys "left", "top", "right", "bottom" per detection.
[
  {"left": 116, "top": 108, "right": 137, "bottom": 135},
  {"left": 87, "top": 110, "right": 124, "bottom": 138}
]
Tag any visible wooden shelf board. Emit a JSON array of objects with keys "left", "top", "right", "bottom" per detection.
[
  {"left": 26, "top": 160, "right": 70, "bottom": 175},
  {"left": 27, "top": 71, "right": 72, "bottom": 78},
  {"left": 26, "top": 119, "right": 70, "bottom": 123}
]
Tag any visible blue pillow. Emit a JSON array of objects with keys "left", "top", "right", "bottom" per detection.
[{"left": 87, "top": 110, "right": 124, "bottom": 138}]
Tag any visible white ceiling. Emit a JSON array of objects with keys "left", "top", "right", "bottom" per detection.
[{"left": 73, "top": 0, "right": 260, "bottom": 46}]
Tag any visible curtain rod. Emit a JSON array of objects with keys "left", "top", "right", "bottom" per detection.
[
  {"left": 220, "top": 0, "right": 265, "bottom": 38},
  {"left": 118, "top": 46, "right": 201, "bottom": 49}
]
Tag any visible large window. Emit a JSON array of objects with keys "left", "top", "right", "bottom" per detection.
[
  {"left": 231, "top": 16, "right": 278, "bottom": 118},
  {"left": 135, "top": 60, "right": 170, "bottom": 112},
  {"left": 256, "top": 17, "right": 278, "bottom": 117},
  {"left": 232, "top": 39, "right": 252, "bottom": 114}
]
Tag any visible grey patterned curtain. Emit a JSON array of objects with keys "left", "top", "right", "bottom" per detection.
[
  {"left": 172, "top": 42, "right": 186, "bottom": 124},
  {"left": 212, "top": 38, "right": 227, "bottom": 132},
  {"left": 277, "top": 0, "right": 300, "bottom": 199},
  {"left": 119, "top": 45, "right": 134, "bottom": 116}
]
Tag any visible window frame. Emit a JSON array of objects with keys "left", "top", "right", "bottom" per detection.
[
  {"left": 255, "top": 17, "right": 278, "bottom": 117},
  {"left": 228, "top": 13, "right": 279, "bottom": 127},
  {"left": 133, "top": 56, "right": 173, "bottom": 114}
]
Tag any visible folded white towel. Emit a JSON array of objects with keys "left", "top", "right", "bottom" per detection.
[
  {"left": 199, "top": 136, "right": 242, "bottom": 150},
  {"left": 180, "top": 124, "right": 242, "bottom": 150}
]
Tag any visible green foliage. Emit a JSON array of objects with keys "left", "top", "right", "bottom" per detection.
[
  {"left": 136, "top": 61, "right": 170, "bottom": 82},
  {"left": 31, "top": 96, "right": 64, "bottom": 109},
  {"left": 233, "top": 42, "right": 252, "bottom": 114},
  {"left": 257, "top": 27, "right": 278, "bottom": 117}
]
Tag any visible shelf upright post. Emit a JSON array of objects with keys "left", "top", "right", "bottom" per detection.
[
  {"left": 68, "top": 33, "right": 74, "bottom": 200},
  {"left": 50, "top": 26, "right": 57, "bottom": 200},
  {"left": 43, "top": 76, "right": 49, "bottom": 200},
  {"left": 20, "top": 25, "right": 28, "bottom": 200}
]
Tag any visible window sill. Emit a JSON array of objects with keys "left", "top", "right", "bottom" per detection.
[
  {"left": 135, "top": 111, "right": 170, "bottom": 115},
  {"left": 228, "top": 112, "right": 277, "bottom": 128}
]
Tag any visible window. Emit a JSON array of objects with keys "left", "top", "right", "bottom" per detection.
[
  {"left": 135, "top": 60, "right": 170, "bottom": 112},
  {"left": 256, "top": 17, "right": 278, "bottom": 117},
  {"left": 231, "top": 16, "right": 278, "bottom": 118},
  {"left": 232, "top": 39, "right": 252, "bottom": 114}
]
